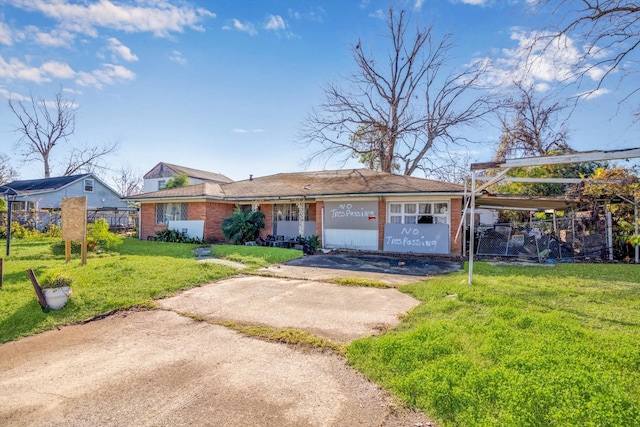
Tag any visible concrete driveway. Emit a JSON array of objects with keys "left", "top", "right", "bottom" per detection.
[{"left": 0, "top": 260, "right": 439, "bottom": 427}]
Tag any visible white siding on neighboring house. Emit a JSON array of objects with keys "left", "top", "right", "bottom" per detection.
[
  {"left": 19, "top": 178, "right": 126, "bottom": 210},
  {"left": 142, "top": 177, "right": 204, "bottom": 193}
]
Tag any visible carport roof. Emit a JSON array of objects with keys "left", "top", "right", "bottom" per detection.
[
  {"left": 475, "top": 194, "right": 583, "bottom": 211},
  {"left": 128, "top": 169, "right": 464, "bottom": 202}
]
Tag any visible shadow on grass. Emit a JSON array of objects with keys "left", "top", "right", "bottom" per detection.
[{"left": 0, "top": 300, "right": 48, "bottom": 344}]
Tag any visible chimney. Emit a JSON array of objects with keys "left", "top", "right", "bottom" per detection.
[{"left": 249, "top": 174, "right": 253, "bottom": 181}]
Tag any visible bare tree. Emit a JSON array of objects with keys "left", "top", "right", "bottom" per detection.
[
  {"left": 537, "top": 1, "right": 640, "bottom": 113},
  {"left": 8, "top": 88, "right": 118, "bottom": 178},
  {"left": 301, "top": 7, "right": 494, "bottom": 178},
  {"left": 494, "top": 83, "right": 572, "bottom": 161},
  {"left": 0, "top": 153, "right": 19, "bottom": 185},
  {"left": 111, "top": 164, "right": 143, "bottom": 197},
  {"left": 64, "top": 141, "right": 120, "bottom": 176}
]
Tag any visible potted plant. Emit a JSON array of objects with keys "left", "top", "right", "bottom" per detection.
[{"left": 40, "top": 272, "right": 73, "bottom": 310}]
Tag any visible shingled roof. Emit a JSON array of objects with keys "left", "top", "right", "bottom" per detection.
[
  {"left": 128, "top": 169, "right": 463, "bottom": 201},
  {"left": 128, "top": 182, "right": 225, "bottom": 200},
  {"left": 0, "top": 174, "right": 91, "bottom": 194},
  {"left": 222, "top": 169, "right": 463, "bottom": 199},
  {"left": 143, "top": 162, "right": 233, "bottom": 184}
]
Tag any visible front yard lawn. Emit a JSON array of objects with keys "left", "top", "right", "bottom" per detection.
[
  {"left": 3, "top": 238, "right": 639, "bottom": 426},
  {"left": 0, "top": 238, "right": 302, "bottom": 343},
  {"left": 347, "top": 262, "right": 640, "bottom": 427}
]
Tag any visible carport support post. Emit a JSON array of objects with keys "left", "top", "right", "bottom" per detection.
[
  {"left": 468, "top": 171, "right": 476, "bottom": 286},
  {"left": 635, "top": 198, "right": 639, "bottom": 264}
]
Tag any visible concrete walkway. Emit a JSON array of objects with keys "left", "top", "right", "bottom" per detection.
[
  {"left": 159, "top": 275, "right": 420, "bottom": 343},
  {"left": 0, "top": 264, "right": 438, "bottom": 426}
]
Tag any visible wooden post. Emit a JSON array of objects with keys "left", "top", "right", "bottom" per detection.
[
  {"left": 81, "top": 240, "right": 87, "bottom": 265},
  {"left": 65, "top": 240, "right": 71, "bottom": 263},
  {"left": 27, "top": 269, "right": 48, "bottom": 310}
]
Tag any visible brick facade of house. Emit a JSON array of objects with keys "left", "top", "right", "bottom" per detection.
[
  {"left": 449, "top": 197, "right": 463, "bottom": 255},
  {"left": 140, "top": 203, "right": 165, "bottom": 240},
  {"left": 139, "top": 197, "right": 464, "bottom": 254}
]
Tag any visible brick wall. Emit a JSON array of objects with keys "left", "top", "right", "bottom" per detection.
[
  {"left": 377, "top": 199, "right": 387, "bottom": 250},
  {"left": 140, "top": 203, "right": 166, "bottom": 240},
  {"left": 260, "top": 204, "right": 273, "bottom": 237},
  {"left": 203, "top": 202, "right": 234, "bottom": 243},
  {"left": 449, "top": 197, "right": 463, "bottom": 255},
  {"left": 314, "top": 201, "right": 324, "bottom": 244},
  {"left": 140, "top": 201, "right": 236, "bottom": 243}
]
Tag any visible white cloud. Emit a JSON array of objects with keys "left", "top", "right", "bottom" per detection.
[
  {"left": 482, "top": 30, "right": 607, "bottom": 93},
  {"left": 26, "top": 26, "right": 75, "bottom": 47},
  {"left": 76, "top": 63, "right": 135, "bottom": 89},
  {"left": 458, "top": 0, "right": 490, "bottom": 5},
  {"left": 287, "top": 7, "right": 324, "bottom": 23},
  {"left": 0, "top": 87, "right": 29, "bottom": 101},
  {"left": 169, "top": 50, "right": 186, "bottom": 65},
  {"left": 231, "top": 19, "right": 257, "bottom": 36},
  {"left": 0, "top": 21, "right": 12, "bottom": 45},
  {"left": 578, "top": 88, "right": 610, "bottom": 100},
  {"left": 264, "top": 15, "right": 285, "bottom": 31},
  {"left": 10, "top": 0, "right": 216, "bottom": 38},
  {"left": 287, "top": 9, "right": 301, "bottom": 20},
  {"left": 107, "top": 37, "right": 139, "bottom": 62},
  {"left": 368, "top": 9, "right": 385, "bottom": 19},
  {"left": 233, "top": 128, "right": 265, "bottom": 133},
  {"left": 0, "top": 55, "right": 53, "bottom": 82},
  {"left": 41, "top": 60, "right": 76, "bottom": 78}
]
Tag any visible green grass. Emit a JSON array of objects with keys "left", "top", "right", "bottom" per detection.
[
  {"left": 347, "top": 262, "right": 640, "bottom": 427},
  {"left": 220, "top": 321, "right": 345, "bottom": 355},
  {"left": 4, "top": 239, "right": 639, "bottom": 425},
  {"left": 330, "top": 277, "right": 392, "bottom": 288},
  {"left": 0, "top": 238, "right": 302, "bottom": 343},
  {"left": 211, "top": 244, "right": 302, "bottom": 268}
]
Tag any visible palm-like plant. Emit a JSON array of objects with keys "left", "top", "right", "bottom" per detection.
[{"left": 221, "top": 207, "right": 265, "bottom": 244}]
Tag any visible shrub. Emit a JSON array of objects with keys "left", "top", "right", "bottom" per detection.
[
  {"left": 49, "top": 219, "right": 123, "bottom": 255},
  {"left": 164, "top": 173, "right": 189, "bottom": 189},
  {"left": 88, "top": 219, "right": 123, "bottom": 251},
  {"left": 0, "top": 221, "right": 62, "bottom": 239},
  {"left": 40, "top": 272, "right": 73, "bottom": 289},
  {"left": 43, "top": 224, "right": 62, "bottom": 238},
  {"left": 221, "top": 207, "right": 265, "bottom": 245},
  {"left": 154, "top": 228, "right": 204, "bottom": 244},
  {"left": 0, "top": 221, "right": 42, "bottom": 239}
]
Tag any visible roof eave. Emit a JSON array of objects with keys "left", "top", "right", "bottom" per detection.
[
  {"left": 129, "top": 195, "right": 226, "bottom": 203},
  {"left": 222, "top": 190, "right": 465, "bottom": 201}
]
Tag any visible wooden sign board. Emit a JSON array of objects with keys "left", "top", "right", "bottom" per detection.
[{"left": 61, "top": 196, "right": 87, "bottom": 264}]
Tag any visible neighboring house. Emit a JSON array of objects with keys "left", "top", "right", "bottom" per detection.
[
  {"left": 1, "top": 174, "right": 134, "bottom": 230},
  {"left": 142, "top": 162, "right": 233, "bottom": 193},
  {"left": 128, "top": 168, "right": 465, "bottom": 256}
]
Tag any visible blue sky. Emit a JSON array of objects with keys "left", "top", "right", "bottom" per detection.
[{"left": 0, "top": 0, "right": 638, "bottom": 185}]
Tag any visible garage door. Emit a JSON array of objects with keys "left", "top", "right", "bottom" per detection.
[{"left": 323, "top": 201, "right": 378, "bottom": 251}]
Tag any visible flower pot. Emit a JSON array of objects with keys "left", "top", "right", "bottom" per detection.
[{"left": 42, "top": 286, "right": 72, "bottom": 310}]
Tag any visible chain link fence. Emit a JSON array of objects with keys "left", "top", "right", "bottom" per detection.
[{"left": 476, "top": 215, "right": 608, "bottom": 261}]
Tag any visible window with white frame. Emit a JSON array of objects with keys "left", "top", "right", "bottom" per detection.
[
  {"left": 11, "top": 201, "right": 36, "bottom": 211},
  {"left": 388, "top": 202, "right": 449, "bottom": 224},
  {"left": 156, "top": 203, "right": 188, "bottom": 224},
  {"left": 84, "top": 178, "right": 94, "bottom": 192},
  {"left": 273, "top": 203, "right": 308, "bottom": 221}
]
